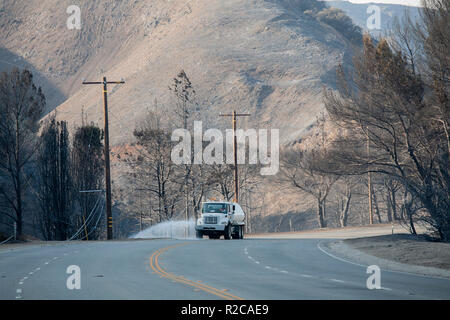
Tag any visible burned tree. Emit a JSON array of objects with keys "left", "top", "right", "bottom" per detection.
[
  {"left": 72, "top": 123, "right": 104, "bottom": 240},
  {"left": 0, "top": 68, "right": 45, "bottom": 238},
  {"left": 324, "top": 1, "right": 450, "bottom": 240},
  {"left": 131, "top": 111, "right": 179, "bottom": 222},
  {"left": 169, "top": 70, "right": 198, "bottom": 223},
  {"left": 36, "top": 118, "right": 73, "bottom": 240},
  {"left": 280, "top": 147, "right": 339, "bottom": 228}
]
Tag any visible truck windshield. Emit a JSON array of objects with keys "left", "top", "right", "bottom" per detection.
[{"left": 202, "top": 203, "right": 228, "bottom": 213}]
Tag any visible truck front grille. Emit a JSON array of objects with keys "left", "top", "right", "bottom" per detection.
[{"left": 204, "top": 216, "right": 218, "bottom": 224}]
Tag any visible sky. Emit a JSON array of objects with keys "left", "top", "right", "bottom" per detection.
[{"left": 323, "top": 0, "right": 423, "bottom": 6}]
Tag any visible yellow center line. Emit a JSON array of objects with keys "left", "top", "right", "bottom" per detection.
[{"left": 149, "top": 243, "right": 244, "bottom": 300}]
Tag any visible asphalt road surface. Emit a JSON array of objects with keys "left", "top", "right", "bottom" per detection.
[{"left": 1, "top": 238, "right": 449, "bottom": 300}]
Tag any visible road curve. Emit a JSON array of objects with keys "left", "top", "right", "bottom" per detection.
[{"left": 1, "top": 238, "right": 449, "bottom": 300}]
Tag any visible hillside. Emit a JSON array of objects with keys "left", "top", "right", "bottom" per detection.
[
  {"left": 0, "top": 0, "right": 356, "bottom": 146},
  {"left": 0, "top": 0, "right": 368, "bottom": 234}
]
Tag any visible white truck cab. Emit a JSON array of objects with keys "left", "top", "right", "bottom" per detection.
[{"left": 195, "top": 201, "right": 245, "bottom": 239}]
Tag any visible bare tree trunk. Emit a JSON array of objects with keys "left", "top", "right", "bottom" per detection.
[
  {"left": 400, "top": 189, "right": 408, "bottom": 221},
  {"left": 371, "top": 186, "right": 382, "bottom": 223},
  {"left": 409, "top": 209, "right": 417, "bottom": 235},
  {"left": 404, "top": 190, "right": 416, "bottom": 235},
  {"left": 16, "top": 183, "right": 23, "bottom": 237},
  {"left": 386, "top": 194, "right": 393, "bottom": 223},
  {"left": 391, "top": 190, "right": 398, "bottom": 220},
  {"left": 339, "top": 192, "right": 352, "bottom": 227},
  {"left": 276, "top": 215, "right": 283, "bottom": 232},
  {"left": 317, "top": 199, "right": 327, "bottom": 228}
]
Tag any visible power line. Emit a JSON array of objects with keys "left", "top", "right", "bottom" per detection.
[
  {"left": 67, "top": 194, "right": 103, "bottom": 241},
  {"left": 72, "top": 197, "right": 105, "bottom": 241}
]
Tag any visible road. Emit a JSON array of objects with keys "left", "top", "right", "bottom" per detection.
[{"left": 1, "top": 238, "right": 449, "bottom": 300}]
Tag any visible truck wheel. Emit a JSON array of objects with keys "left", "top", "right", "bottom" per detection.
[
  {"left": 239, "top": 226, "right": 244, "bottom": 239},
  {"left": 232, "top": 226, "right": 241, "bottom": 240},
  {"left": 224, "top": 224, "right": 232, "bottom": 240},
  {"left": 232, "top": 226, "right": 239, "bottom": 239},
  {"left": 196, "top": 231, "right": 203, "bottom": 239}
]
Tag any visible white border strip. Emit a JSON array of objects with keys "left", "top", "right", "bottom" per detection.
[{"left": 317, "top": 240, "right": 450, "bottom": 281}]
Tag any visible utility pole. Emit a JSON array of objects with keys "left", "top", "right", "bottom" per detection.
[
  {"left": 82, "top": 77, "right": 125, "bottom": 240},
  {"left": 219, "top": 110, "right": 250, "bottom": 203},
  {"left": 139, "top": 189, "right": 143, "bottom": 232},
  {"left": 367, "top": 135, "right": 373, "bottom": 225}
]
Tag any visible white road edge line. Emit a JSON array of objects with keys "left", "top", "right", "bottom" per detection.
[
  {"left": 317, "top": 241, "right": 366, "bottom": 268},
  {"left": 330, "top": 279, "right": 345, "bottom": 283},
  {"left": 317, "top": 240, "right": 450, "bottom": 281}
]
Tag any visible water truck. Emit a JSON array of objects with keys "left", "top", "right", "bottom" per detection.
[{"left": 195, "top": 201, "right": 245, "bottom": 239}]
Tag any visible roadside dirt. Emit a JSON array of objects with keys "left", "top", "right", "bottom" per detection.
[
  {"left": 247, "top": 223, "right": 416, "bottom": 239},
  {"left": 344, "top": 234, "right": 450, "bottom": 271}
]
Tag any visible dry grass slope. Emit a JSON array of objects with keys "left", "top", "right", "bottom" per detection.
[{"left": 0, "top": 0, "right": 353, "bottom": 145}]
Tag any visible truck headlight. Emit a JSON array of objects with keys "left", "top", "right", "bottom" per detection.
[{"left": 197, "top": 219, "right": 202, "bottom": 225}]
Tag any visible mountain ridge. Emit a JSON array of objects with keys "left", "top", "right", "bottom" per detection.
[{"left": 0, "top": 0, "right": 356, "bottom": 145}]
